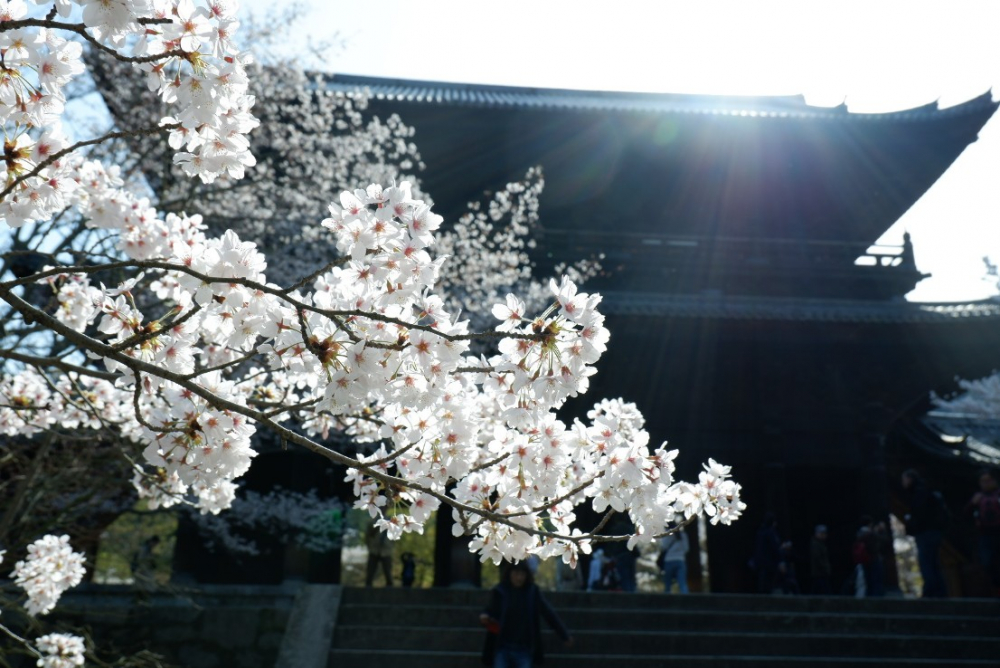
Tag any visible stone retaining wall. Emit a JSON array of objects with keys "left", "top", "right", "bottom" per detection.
[{"left": 45, "top": 583, "right": 300, "bottom": 668}]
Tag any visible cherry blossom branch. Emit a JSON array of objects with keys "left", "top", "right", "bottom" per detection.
[
  {"left": 63, "top": 374, "right": 123, "bottom": 433},
  {"left": 653, "top": 515, "right": 695, "bottom": 540},
  {"left": 520, "top": 473, "right": 603, "bottom": 518},
  {"left": 0, "top": 281, "right": 640, "bottom": 545},
  {"left": 0, "top": 349, "right": 118, "bottom": 382},
  {"left": 368, "top": 441, "right": 418, "bottom": 467},
  {"left": 34, "top": 368, "right": 94, "bottom": 418},
  {"left": 467, "top": 452, "right": 509, "bottom": 474},
  {"left": 294, "top": 306, "right": 333, "bottom": 364},
  {"left": 326, "top": 411, "right": 385, "bottom": 431},
  {"left": 0, "top": 435, "right": 54, "bottom": 542},
  {"left": 0, "top": 124, "right": 180, "bottom": 203},
  {"left": 454, "top": 365, "right": 496, "bottom": 374},
  {"left": 0, "top": 18, "right": 186, "bottom": 63},
  {"left": 109, "top": 303, "right": 202, "bottom": 353},
  {"left": 329, "top": 312, "right": 362, "bottom": 344},
  {"left": 2, "top": 259, "right": 545, "bottom": 345},
  {"left": 281, "top": 257, "right": 353, "bottom": 295},
  {"left": 590, "top": 510, "right": 618, "bottom": 538},
  {"left": 183, "top": 347, "right": 262, "bottom": 380},
  {"left": 131, "top": 374, "right": 184, "bottom": 436},
  {"left": 0, "top": 622, "right": 43, "bottom": 661},
  {"left": 260, "top": 397, "right": 321, "bottom": 418}
]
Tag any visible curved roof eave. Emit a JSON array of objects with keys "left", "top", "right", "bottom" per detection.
[
  {"left": 599, "top": 292, "right": 1000, "bottom": 323},
  {"left": 323, "top": 74, "right": 998, "bottom": 122}
]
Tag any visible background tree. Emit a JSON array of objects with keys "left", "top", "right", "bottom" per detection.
[
  {"left": 89, "top": 51, "right": 599, "bottom": 312},
  {"left": 68, "top": 21, "right": 600, "bottom": 569},
  {"left": 0, "top": 2, "right": 743, "bottom": 665}
]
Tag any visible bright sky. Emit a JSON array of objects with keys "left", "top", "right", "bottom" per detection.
[{"left": 243, "top": 0, "right": 1000, "bottom": 302}]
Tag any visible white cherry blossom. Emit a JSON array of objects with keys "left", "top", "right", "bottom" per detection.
[
  {"left": 12, "top": 535, "right": 86, "bottom": 616},
  {"left": 35, "top": 633, "right": 86, "bottom": 668},
  {"left": 0, "top": 0, "right": 744, "bottom": 611}
]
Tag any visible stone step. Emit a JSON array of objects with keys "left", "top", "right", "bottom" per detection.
[
  {"left": 337, "top": 602, "right": 995, "bottom": 636},
  {"left": 332, "top": 625, "right": 1000, "bottom": 659},
  {"left": 333, "top": 588, "right": 1000, "bottom": 666},
  {"left": 329, "top": 649, "right": 1000, "bottom": 668},
  {"left": 340, "top": 586, "right": 1000, "bottom": 617}
]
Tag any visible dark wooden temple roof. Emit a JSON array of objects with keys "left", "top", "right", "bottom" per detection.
[
  {"left": 325, "top": 75, "right": 998, "bottom": 299},
  {"left": 326, "top": 75, "right": 996, "bottom": 121},
  {"left": 908, "top": 414, "right": 1000, "bottom": 467}
]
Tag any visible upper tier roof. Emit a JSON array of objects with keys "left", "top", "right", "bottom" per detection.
[
  {"left": 326, "top": 74, "right": 996, "bottom": 121},
  {"left": 324, "top": 75, "right": 998, "bottom": 258}
]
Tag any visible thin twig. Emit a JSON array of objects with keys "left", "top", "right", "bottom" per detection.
[
  {"left": 0, "top": 348, "right": 118, "bottom": 381},
  {"left": 281, "top": 256, "right": 352, "bottom": 294},
  {"left": 0, "top": 622, "right": 44, "bottom": 660},
  {"left": 182, "top": 346, "right": 260, "bottom": 380}
]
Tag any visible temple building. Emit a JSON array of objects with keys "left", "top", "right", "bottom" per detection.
[
  {"left": 125, "top": 70, "right": 1000, "bottom": 592},
  {"left": 319, "top": 76, "right": 1000, "bottom": 593}
]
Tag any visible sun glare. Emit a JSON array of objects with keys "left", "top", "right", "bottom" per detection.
[{"left": 246, "top": 0, "right": 1000, "bottom": 301}]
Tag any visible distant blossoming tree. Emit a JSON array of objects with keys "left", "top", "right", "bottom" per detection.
[
  {"left": 932, "top": 373, "right": 1000, "bottom": 418},
  {"left": 89, "top": 51, "right": 599, "bottom": 314},
  {"left": 0, "top": 0, "right": 744, "bottom": 663},
  {"left": 932, "top": 262, "right": 1000, "bottom": 420}
]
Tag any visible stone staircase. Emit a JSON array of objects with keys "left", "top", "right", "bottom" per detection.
[{"left": 328, "top": 586, "right": 1000, "bottom": 667}]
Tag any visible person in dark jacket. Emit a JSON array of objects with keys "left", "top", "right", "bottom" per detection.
[
  {"left": 902, "top": 469, "right": 948, "bottom": 598},
  {"left": 480, "top": 561, "right": 573, "bottom": 667},
  {"left": 400, "top": 551, "right": 416, "bottom": 588},
  {"left": 605, "top": 514, "right": 638, "bottom": 592},
  {"left": 871, "top": 520, "right": 891, "bottom": 597},
  {"left": 776, "top": 540, "right": 800, "bottom": 595},
  {"left": 810, "top": 525, "right": 831, "bottom": 595},
  {"left": 752, "top": 512, "right": 781, "bottom": 594}
]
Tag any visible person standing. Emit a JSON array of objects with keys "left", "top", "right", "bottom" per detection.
[
  {"left": 871, "top": 520, "right": 891, "bottom": 597},
  {"left": 776, "top": 540, "right": 800, "bottom": 595},
  {"left": 131, "top": 535, "right": 161, "bottom": 598},
  {"left": 660, "top": 529, "right": 690, "bottom": 594},
  {"left": 902, "top": 470, "right": 949, "bottom": 598},
  {"left": 966, "top": 469, "right": 1000, "bottom": 593},
  {"left": 606, "top": 514, "right": 638, "bottom": 592},
  {"left": 851, "top": 522, "right": 873, "bottom": 598},
  {"left": 364, "top": 523, "right": 394, "bottom": 587},
  {"left": 855, "top": 516, "right": 885, "bottom": 597},
  {"left": 752, "top": 513, "right": 781, "bottom": 594},
  {"left": 480, "top": 562, "right": 573, "bottom": 668},
  {"left": 400, "top": 551, "right": 416, "bottom": 588},
  {"left": 555, "top": 557, "right": 582, "bottom": 591},
  {"left": 809, "top": 525, "right": 831, "bottom": 595},
  {"left": 586, "top": 549, "right": 606, "bottom": 591}
]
